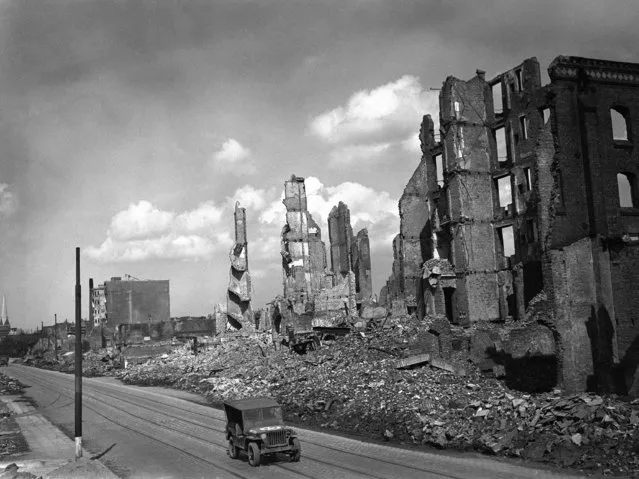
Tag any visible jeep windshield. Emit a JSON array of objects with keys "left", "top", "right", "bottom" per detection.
[{"left": 243, "top": 406, "right": 283, "bottom": 430}]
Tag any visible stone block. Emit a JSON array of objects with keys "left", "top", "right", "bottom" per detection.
[
  {"left": 469, "top": 330, "right": 501, "bottom": 365},
  {"left": 360, "top": 306, "right": 386, "bottom": 320},
  {"left": 391, "top": 299, "right": 408, "bottom": 318},
  {"left": 507, "top": 323, "right": 555, "bottom": 359}
]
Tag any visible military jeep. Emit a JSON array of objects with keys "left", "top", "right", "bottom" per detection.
[{"left": 224, "top": 397, "right": 301, "bottom": 467}]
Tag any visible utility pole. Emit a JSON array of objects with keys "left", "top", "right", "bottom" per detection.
[
  {"left": 74, "top": 247, "right": 82, "bottom": 459},
  {"left": 54, "top": 314, "right": 58, "bottom": 360}
]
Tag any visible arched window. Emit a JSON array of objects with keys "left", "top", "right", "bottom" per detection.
[
  {"left": 618, "top": 172, "right": 637, "bottom": 208},
  {"left": 610, "top": 107, "right": 630, "bottom": 142}
]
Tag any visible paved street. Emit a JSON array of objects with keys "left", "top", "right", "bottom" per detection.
[{"left": 6, "top": 365, "right": 584, "bottom": 479}]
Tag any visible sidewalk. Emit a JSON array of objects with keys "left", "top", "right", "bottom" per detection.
[{"left": 0, "top": 395, "right": 118, "bottom": 479}]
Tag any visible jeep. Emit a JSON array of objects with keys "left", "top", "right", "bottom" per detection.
[{"left": 224, "top": 397, "right": 301, "bottom": 467}]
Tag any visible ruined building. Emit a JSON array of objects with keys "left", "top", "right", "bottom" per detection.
[
  {"left": 280, "top": 175, "right": 329, "bottom": 311},
  {"left": 277, "top": 176, "right": 374, "bottom": 331},
  {"left": 227, "top": 202, "right": 253, "bottom": 330},
  {"left": 384, "top": 55, "right": 639, "bottom": 394},
  {"left": 327, "top": 202, "right": 373, "bottom": 305}
]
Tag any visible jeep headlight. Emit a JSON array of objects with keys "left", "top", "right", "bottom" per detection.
[{"left": 260, "top": 433, "right": 267, "bottom": 440}]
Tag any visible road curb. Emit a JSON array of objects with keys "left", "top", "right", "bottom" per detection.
[{"left": 0, "top": 395, "right": 119, "bottom": 478}]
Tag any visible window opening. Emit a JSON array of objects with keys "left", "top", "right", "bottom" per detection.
[
  {"left": 492, "top": 82, "right": 503, "bottom": 114},
  {"left": 455, "top": 126, "right": 464, "bottom": 159},
  {"left": 497, "top": 176, "right": 513, "bottom": 208},
  {"left": 610, "top": 107, "right": 629, "bottom": 141},
  {"left": 435, "top": 154, "right": 444, "bottom": 188},
  {"left": 497, "top": 226, "right": 515, "bottom": 257},
  {"left": 618, "top": 172, "right": 636, "bottom": 208},
  {"left": 525, "top": 219, "right": 538, "bottom": 243},
  {"left": 524, "top": 167, "right": 532, "bottom": 191},
  {"left": 542, "top": 108, "right": 551, "bottom": 124},
  {"left": 516, "top": 69, "right": 524, "bottom": 92},
  {"left": 519, "top": 116, "right": 528, "bottom": 140},
  {"left": 495, "top": 127, "right": 507, "bottom": 165},
  {"left": 453, "top": 101, "right": 461, "bottom": 119}
]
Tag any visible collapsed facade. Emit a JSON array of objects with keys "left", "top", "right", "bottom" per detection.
[
  {"left": 327, "top": 202, "right": 373, "bottom": 306},
  {"left": 383, "top": 55, "right": 639, "bottom": 394},
  {"left": 227, "top": 202, "right": 253, "bottom": 330},
  {"left": 277, "top": 175, "right": 374, "bottom": 331}
]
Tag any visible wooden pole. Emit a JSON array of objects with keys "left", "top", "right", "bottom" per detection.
[{"left": 74, "top": 247, "right": 82, "bottom": 459}]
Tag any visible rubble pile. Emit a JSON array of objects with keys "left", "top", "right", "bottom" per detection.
[
  {"left": 23, "top": 349, "right": 122, "bottom": 377},
  {"left": 0, "top": 372, "right": 24, "bottom": 396},
  {"left": 115, "top": 318, "right": 639, "bottom": 476},
  {"left": 0, "top": 373, "right": 30, "bottom": 459}
]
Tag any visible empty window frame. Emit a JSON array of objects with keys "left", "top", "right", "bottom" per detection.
[
  {"left": 610, "top": 107, "right": 630, "bottom": 142},
  {"left": 453, "top": 100, "right": 461, "bottom": 120},
  {"left": 519, "top": 115, "right": 528, "bottom": 140},
  {"left": 525, "top": 219, "right": 538, "bottom": 243},
  {"left": 497, "top": 226, "right": 515, "bottom": 257},
  {"left": 454, "top": 126, "right": 465, "bottom": 159},
  {"left": 492, "top": 82, "right": 503, "bottom": 114},
  {"left": 524, "top": 167, "right": 532, "bottom": 191},
  {"left": 516, "top": 69, "right": 524, "bottom": 92},
  {"left": 618, "top": 172, "right": 637, "bottom": 208},
  {"left": 496, "top": 176, "right": 513, "bottom": 208},
  {"left": 435, "top": 154, "right": 444, "bottom": 188},
  {"left": 494, "top": 127, "right": 508, "bottom": 164},
  {"left": 556, "top": 170, "right": 565, "bottom": 207}
]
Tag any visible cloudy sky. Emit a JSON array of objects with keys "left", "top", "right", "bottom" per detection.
[{"left": 0, "top": 0, "right": 637, "bottom": 329}]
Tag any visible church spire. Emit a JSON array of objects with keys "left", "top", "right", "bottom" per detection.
[{"left": 1, "top": 295, "right": 8, "bottom": 326}]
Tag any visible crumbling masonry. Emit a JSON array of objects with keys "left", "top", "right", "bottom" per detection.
[
  {"left": 280, "top": 175, "right": 329, "bottom": 311},
  {"left": 278, "top": 176, "right": 373, "bottom": 330},
  {"left": 227, "top": 202, "right": 253, "bottom": 330},
  {"left": 384, "top": 55, "right": 639, "bottom": 395},
  {"left": 327, "top": 202, "right": 373, "bottom": 305}
]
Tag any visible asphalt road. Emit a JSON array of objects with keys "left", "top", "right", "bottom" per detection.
[{"left": 6, "top": 365, "right": 584, "bottom": 479}]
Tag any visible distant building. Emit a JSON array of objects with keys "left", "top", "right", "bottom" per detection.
[
  {"left": 91, "top": 283, "right": 107, "bottom": 327},
  {"left": 0, "top": 295, "right": 11, "bottom": 340},
  {"left": 101, "top": 277, "right": 170, "bottom": 327}
]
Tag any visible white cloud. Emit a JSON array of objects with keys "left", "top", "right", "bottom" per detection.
[
  {"left": 226, "top": 185, "right": 273, "bottom": 212},
  {"left": 328, "top": 142, "right": 392, "bottom": 167},
  {"left": 259, "top": 176, "right": 398, "bottom": 250},
  {"left": 0, "top": 183, "right": 18, "bottom": 219},
  {"left": 212, "top": 138, "right": 257, "bottom": 174},
  {"left": 174, "top": 201, "right": 224, "bottom": 235},
  {"left": 310, "top": 75, "right": 439, "bottom": 167},
  {"left": 86, "top": 200, "right": 231, "bottom": 263},
  {"left": 109, "top": 201, "right": 174, "bottom": 241}
]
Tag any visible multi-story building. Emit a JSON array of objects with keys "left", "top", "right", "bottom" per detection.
[
  {"left": 384, "top": 55, "right": 639, "bottom": 394},
  {"left": 98, "top": 277, "right": 170, "bottom": 328},
  {"left": 91, "top": 283, "right": 107, "bottom": 327}
]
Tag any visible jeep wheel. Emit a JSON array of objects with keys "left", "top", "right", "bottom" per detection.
[
  {"left": 290, "top": 438, "right": 301, "bottom": 462},
  {"left": 228, "top": 439, "right": 239, "bottom": 459},
  {"left": 247, "top": 442, "right": 261, "bottom": 467}
]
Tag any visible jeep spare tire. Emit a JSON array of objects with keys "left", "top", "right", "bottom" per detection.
[{"left": 248, "top": 442, "right": 261, "bottom": 467}]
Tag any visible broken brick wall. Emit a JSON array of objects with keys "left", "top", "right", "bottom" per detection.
[
  {"left": 281, "top": 175, "right": 327, "bottom": 302},
  {"left": 328, "top": 201, "right": 354, "bottom": 277},
  {"left": 354, "top": 229, "right": 373, "bottom": 304},
  {"left": 542, "top": 56, "right": 639, "bottom": 394},
  {"left": 398, "top": 153, "right": 430, "bottom": 312},
  {"left": 440, "top": 74, "right": 500, "bottom": 323},
  {"left": 227, "top": 203, "right": 253, "bottom": 331}
]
